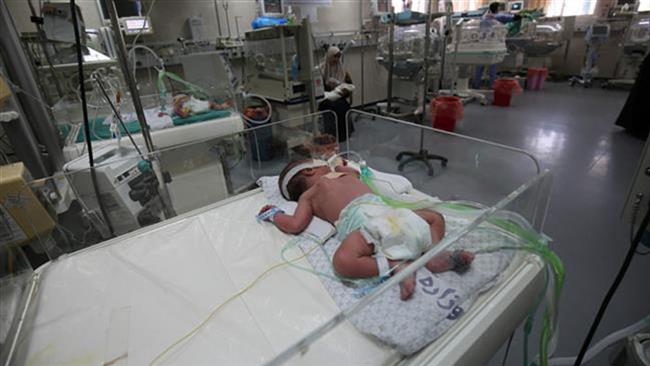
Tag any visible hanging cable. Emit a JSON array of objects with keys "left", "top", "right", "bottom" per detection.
[
  {"left": 573, "top": 201, "right": 650, "bottom": 365},
  {"left": 70, "top": 0, "right": 115, "bottom": 237},
  {"left": 131, "top": 0, "right": 158, "bottom": 47},
  {"left": 93, "top": 74, "right": 143, "bottom": 157}
]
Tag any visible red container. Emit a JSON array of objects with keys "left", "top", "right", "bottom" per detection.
[
  {"left": 493, "top": 91, "right": 512, "bottom": 106},
  {"left": 493, "top": 78, "right": 523, "bottom": 107},
  {"left": 431, "top": 96, "right": 463, "bottom": 132},
  {"left": 526, "top": 67, "right": 548, "bottom": 90}
]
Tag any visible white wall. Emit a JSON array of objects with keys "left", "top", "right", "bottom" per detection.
[
  {"left": 6, "top": 0, "right": 388, "bottom": 104},
  {"left": 6, "top": 0, "right": 102, "bottom": 33}
]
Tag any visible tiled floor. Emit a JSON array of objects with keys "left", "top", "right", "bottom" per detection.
[{"left": 449, "top": 83, "right": 648, "bottom": 366}]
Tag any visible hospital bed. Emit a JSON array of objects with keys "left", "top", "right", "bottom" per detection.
[
  {"left": 0, "top": 111, "right": 554, "bottom": 366},
  {"left": 59, "top": 109, "right": 244, "bottom": 162}
]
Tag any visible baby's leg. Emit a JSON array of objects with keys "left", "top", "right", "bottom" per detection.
[
  {"left": 425, "top": 250, "right": 475, "bottom": 273},
  {"left": 332, "top": 230, "right": 416, "bottom": 300},
  {"left": 414, "top": 209, "right": 475, "bottom": 273}
]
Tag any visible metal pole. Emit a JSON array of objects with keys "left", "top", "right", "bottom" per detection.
[
  {"left": 360, "top": 39, "right": 366, "bottom": 107},
  {"left": 0, "top": 0, "right": 64, "bottom": 173},
  {"left": 297, "top": 18, "right": 318, "bottom": 114},
  {"left": 420, "top": 0, "right": 433, "bottom": 124},
  {"left": 386, "top": 7, "right": 395, "bottom": 114},
  {"left": 223, "top": 0, "right": 232, "bottom": 39},
  {"left": 439, "top": 1, "right": 453, "bottom": 89},
  {"left": 107, "top": 0, "right": 155, "bottom": 153},
  {"left": 107, "top": 0, "right": 175, "bottom": 219},
  {"left": 26, "top": 0, "right": 65, "bottom": 100},
  {"left": 213, "top": 0, "right": 223, "bottom": 38}
]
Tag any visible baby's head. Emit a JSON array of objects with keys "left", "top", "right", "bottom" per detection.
[{"left": 278, "top": 159, "right": 330, "bottom": 201}]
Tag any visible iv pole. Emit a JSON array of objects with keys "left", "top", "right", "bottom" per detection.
[{"left": 395, "top": 0, "right": 448, "bottom": 176}]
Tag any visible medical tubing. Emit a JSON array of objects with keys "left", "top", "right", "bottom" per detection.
[
  {"left": 71, "top": 0, "right": 115, "bottom": 237},
  {"left": 157, "top": 70, "right": 211, "bottom": 100},
  {"left": 573, "top": 203, "right": 650, "bottom": 366},
  {"left": 264, "top": 172, "right": 553, "bottom": 366},
  {"left": 94, "top": 74, "right": 143, "bottom": 157},
  {"left": 549, "top": 315, "right": 650, "bottom": 366},
  {"left": 148, "top": 238, "right": 324, "bottom": 366},
  {"left": 128, "top": 44, "right": 164, "bottom": 82},
  {"left": 130, "top": 0, "right": 158, "bottom": 47},
  {"left": 360, "top": 167, "right": 565, "bottom": 366},
  {"left": 279, "top": 235, "right": 341, "bottom": 282}
]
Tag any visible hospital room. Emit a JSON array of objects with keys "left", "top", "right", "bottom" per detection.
[{"left": 1, "top": 0, "right": 650, "bottom": 365}]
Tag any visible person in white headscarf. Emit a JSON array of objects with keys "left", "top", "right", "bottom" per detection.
[
  {"left": 320, "top": 46, "right": 352, "bottom": 90},
  {"left": 318, "top": 46, "right": 355, "bottom": 142}
]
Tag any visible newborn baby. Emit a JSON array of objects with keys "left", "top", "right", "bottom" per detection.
[{"left": 259, "top": 159, "right": 474, "bottom": 300}]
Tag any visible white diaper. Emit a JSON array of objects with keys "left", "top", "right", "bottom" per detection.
[{"left": 360, "top": 207, "right": 433, "bottom": 261}]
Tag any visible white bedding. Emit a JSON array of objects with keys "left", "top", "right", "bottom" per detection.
[
  {"left": 12, "top": 191, "right": 397, "bottom": 366},
  {"left": 9, "top": 189, "right": 546, "bottom": 366}
]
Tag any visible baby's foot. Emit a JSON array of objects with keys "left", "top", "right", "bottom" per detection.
[
  {"left": 425, "top": 250, "right": 475, "bottom": 273},
  {"left": 389, "top": 260, "right": 417, "bottom": 301}
]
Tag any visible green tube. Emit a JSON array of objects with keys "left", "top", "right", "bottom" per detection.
[{"left": 359, "top": 167, "right": 565, "bottom": 366}]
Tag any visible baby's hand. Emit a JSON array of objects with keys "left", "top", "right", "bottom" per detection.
[{"left": 257, "top": 205, "right": 284, "bottom": 223}]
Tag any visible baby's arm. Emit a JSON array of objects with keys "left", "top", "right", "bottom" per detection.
[
  {"left": 271, "top": 191, "right": 315, "bottom": 234},
  {"left": 415, "top": 209, "right": 446, "bottom": 244}
]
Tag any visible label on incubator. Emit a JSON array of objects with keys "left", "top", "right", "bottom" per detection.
[{"left": 0, "top": 205, "right": 27, "bottom": 245}]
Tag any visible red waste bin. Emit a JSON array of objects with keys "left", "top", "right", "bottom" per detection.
[
  {"left": 493, "top": 78, "right": 523, "bottom": 107},
  {"left": 431, "top": 96, "right": 463, "bottom": 132},
  {"left": 526, "top": 67, "right": 548, "bottom": 90}
]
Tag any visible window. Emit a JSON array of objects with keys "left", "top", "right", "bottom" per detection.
[
  {"left": 545, "top": 0, "right": 597, "bottom": 17},
  {"left": 390, "top": 0, "right": 483, "bottom": 13},
  {"left": 640, "top": 0, "right": 650, "bottom": 12}
]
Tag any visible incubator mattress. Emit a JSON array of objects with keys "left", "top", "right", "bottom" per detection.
[
  {"left": 10, "top": 190, "right": 544, "bottom": 366},
  {"left": 258, "top": 177, "right": 515, "bottom": 355},
  {"left": 61, "top": 113, "right": 244, "bottom": 162}
]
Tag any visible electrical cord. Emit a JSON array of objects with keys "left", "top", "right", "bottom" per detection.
[
  {"left": 148, "top": 239, "right": 322, "bottom": 366},
  {"left": 130, "top": 0, "right": 158, "bottom": 47},
  {"left": 573, "top": 201, "right": 650, "bottom": 365},
  {"left": 502, "top": 331, "right": 515, "bottom": 366},
  {"left": 70, "top": 0, "right": 115, "bottom": 237},
  {"left": 629, "top": 198, "right": 650, "bottom": 256}
]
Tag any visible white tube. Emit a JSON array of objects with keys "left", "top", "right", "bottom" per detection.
[{"left": 548, "top": 315, "right": 650, "bottom": 366}]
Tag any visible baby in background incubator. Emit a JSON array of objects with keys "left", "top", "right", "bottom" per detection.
[{"left": 258, "top": 158, "right": 475, "bottom": 300}]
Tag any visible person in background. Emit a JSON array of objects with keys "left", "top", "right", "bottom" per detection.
[
  {"left": 318, "top": 46, "right": 355, "bottom": 142},
  {"left": 472, "top": 2, "right": 521, "bottom": 89},
  {"left": 615, "top": 53, "right": 650, "bottom": 138}
]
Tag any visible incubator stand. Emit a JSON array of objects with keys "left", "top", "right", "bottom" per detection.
[
  {"left": 505, "top": 19, "right": 565, "bottom": 70},
  {"left": 606, "top": 15, "right": 650, "bottom": 89},
  {"left": 441, "top": 18, "right": 508, "bottom": 104},
  {"left": 3, "top": 110, "right": 556, "bottom": 366},
  {"left": 376, "top": 23, "right": 442, "bottom": 116}
]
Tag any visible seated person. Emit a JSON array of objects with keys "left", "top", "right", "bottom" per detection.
[
  {"left": 258, "top": 159, "right": 474, "bottom": 300},
  {"left": 318, "top": 47, "right": 355, "bottom": 142}
]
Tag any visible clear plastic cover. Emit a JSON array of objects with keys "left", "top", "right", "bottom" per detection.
[
  {"left": 5, "top": 110, "right": 554, "bottom": 366},
  {"left": 449, "top": 18, "right": 508, "bottom": 53},
  {"left": 376, "top": 24, "right": 442, "bottom": 78},
  {"left": 626, "top": 17, "right": 650, "bottom": 45}
]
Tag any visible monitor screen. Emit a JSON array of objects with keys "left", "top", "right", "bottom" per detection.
[
  {"left": 124, "top": 18, "right": 149, "bottom": 31},
  {"left": 262, "top": 0, "right": 283, "bottom": 14},
  {"left": 98, "top": 0, "right": 141, "bottom": 20},
  {"left": 592, "top": 25, "right": 609, "bottom": 35},
  {"left": 511, "top": 3, "right": 522, "bottom": 11}
]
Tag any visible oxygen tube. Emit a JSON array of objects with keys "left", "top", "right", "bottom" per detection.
[{"left": 333, "top": 151, "right": 565, "bottom": 366}]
